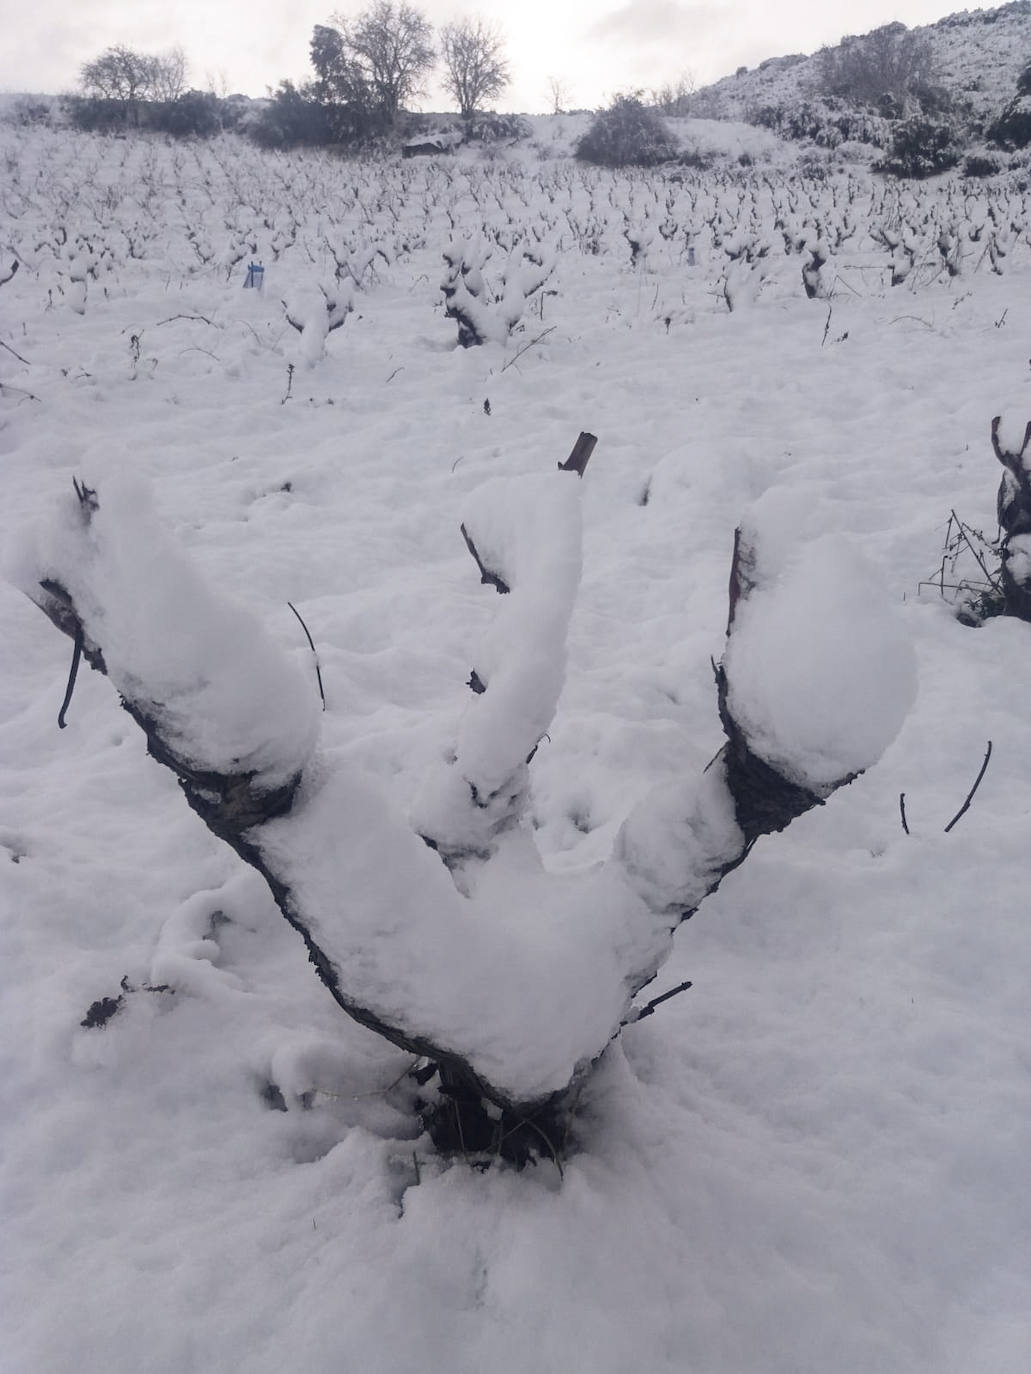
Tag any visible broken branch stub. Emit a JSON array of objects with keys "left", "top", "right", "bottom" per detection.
[{"left": 558, "top": 432, "right": 597, "bottom": 477}]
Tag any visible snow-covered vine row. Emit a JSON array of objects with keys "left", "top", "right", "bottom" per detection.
[{"left": 3, "top": 126, "right": 1031, "bottom": 355}]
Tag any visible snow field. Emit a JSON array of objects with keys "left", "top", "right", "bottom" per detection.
[{"left": 2, "top": 125, "right": 1030, "bottom": 1371}]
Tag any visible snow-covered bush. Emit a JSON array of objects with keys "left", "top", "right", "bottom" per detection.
[
  {"left": 962, "top": 152, "right": 1002, "bottom": 176},
  {"left": 282, "top": 282, "right": 354, "bottom": 365},
  {"left": 876, "top": 117, "right": 959, "bottom": 177},
  {"left": 748, "top": 98, "right": 892, "bottom": 150},
  {"left": 811, "top": 23, "right": 937, "bottom": 112},
  {"left": 576, "top": 95, "right": 678, "bottom": 168},
  {"left": 463, "top": 112, "right": 532, "bottom": 144},
  {"left": 441, "top": 235, "right": 555, "bottom": 347},
  {"left": 150, "top": 90, "right": 223, "bottom": 139},
  {"left": 988, "top": 94, "right": 1031, "bottom": 149}
]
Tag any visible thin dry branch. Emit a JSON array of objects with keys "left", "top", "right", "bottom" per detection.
[
  {"left": 0, "top": 338, "right": 31, "bottom": 366},
  {"left": 156, "top": 313, "right": 219, "bottom": 328},
  {"left": 500, "top": 325, "right": 556, "bottom": 373},
  {"left": 0, "top": 381, "right": 41, "bottom": 403},
  {"left": 943, "top": 741, "right": 992, "bottom": 833},
  {"left": 287, "top": 601, "right": 326, "bottom": 710}
]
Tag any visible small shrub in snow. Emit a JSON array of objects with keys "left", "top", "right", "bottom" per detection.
[
  {"left": 464, "top": 112, "right": 531, "bottom": 144},
  {"left": 2, "top": 95, "right": 54, "bottom": 127},
  {"left": 748, "top": 99, "right": 892, "bottom": 151},
  {"left": 962, "top": 152, "right": 1002, "bottom": 177},
  {"left": 441, "top": 236, "right": 555, "bottom": 347},
  {"left": 676, "top": 146, "right": 716, "bottom": 170},
  {"left": 876, "top": 117, "right": 959, "bottom": 177},
  {"left": 575, "top": 95, "right": 678, "bottom": 168},
  {"left": 282, "top": 283, "right": 354, "bottom": 364},
  {"left": 988, "top": 95, "right": 1031, "bottom": 149}
]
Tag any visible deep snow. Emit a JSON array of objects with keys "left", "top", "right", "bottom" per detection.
[{"left": 1, "top": 125, "right": 1030, "bottom": 1372}]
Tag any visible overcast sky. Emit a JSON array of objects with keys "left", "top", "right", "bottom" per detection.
[{"left": 5, "top": 1, "right": 959, "bottom": 112}]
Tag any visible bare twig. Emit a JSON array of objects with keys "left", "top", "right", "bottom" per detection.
[
  {"left": 156, "top": 313, "right": 218, "bottom": 327},
  {"left": 943, "top": 741, "right": 992, "bottom": 833},
  {"left": 624, "top": 979, "right": 693, "bottom": 1024},
  {"left": 0, "top": 338, "right": 31, "bottom": 366},
  {"left": 949, "top": 508, "right": 1003, "bottom": 591},
  {"left": 233, "top": 318, "right": 265, "bottom": 348},
  {"left": 500, "top": 325, "right": 556, "bottom": 373},
  {"left": 57, "top": 627, "right": 84, "bottom": 729},
  {"left": 287, "top": 601, "right": 326, "bottom": 710},
  {"left": 899, "top": 792, "right": 909, "bottom": 835},
  {"left": 0, "top": 381, "right": 41, "bottom": 403},
  {"left": 310, "top": 1056, "right": 420, "bottom": 1101},
  {"left": 72, "top": 477, "right": 99, "bottom": 514},
  {"left": 830, "top": 272, "right": 863, "bottom": 298}
]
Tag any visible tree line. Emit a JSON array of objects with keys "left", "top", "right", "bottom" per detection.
[{"left": 69, "top": 4, "right": 513, "bottom": 147}]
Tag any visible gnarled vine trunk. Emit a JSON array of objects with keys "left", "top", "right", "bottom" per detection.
[{"left": 18, "top": 441, "right": 912, "bottom": 1162}]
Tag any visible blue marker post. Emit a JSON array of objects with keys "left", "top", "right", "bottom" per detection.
[{"left": 244, "top": 262, "right": 265, "bottom": 290}]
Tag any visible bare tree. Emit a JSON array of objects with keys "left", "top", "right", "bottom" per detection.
[
  {"left": 80, "top": 45, "right": 161, "bottom": 119},
  {"left": 151, "top": 46, "right": 189, "bottom": 102},
  {"left": 329, "top": 2, "right": 435, "bottom": 123},
  {"left": 205, "top": 68, "right": 231, "bottom": 99},
  {"left": 546, "top": 75, "right": 571, "bottom": 115},
  {"left": 650, "top": 72, "right": 694, "bottom": 116},
  {"left": 440, "top": 17, "right": 509, "bottom": 125},
  {"left": 813, "top": 23, "right": 937, "bottom": 112},
  {"left": 309, "top": 23, "right": 380, "bottom": 138}
]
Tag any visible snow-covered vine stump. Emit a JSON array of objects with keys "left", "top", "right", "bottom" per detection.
[
  {"left": 14, "top": 458, "right": 916, "bottom": 1165},
  {"left": 992, "top": 415, "right": 1031, "bottom": 622},
  {"left": 441, "top": 235, "right": 556, "bottom": 348}
]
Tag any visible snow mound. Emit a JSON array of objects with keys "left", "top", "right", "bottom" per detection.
[
  {"left": 9, "top": 475, "right": 320, "bottom": 790},
  {"left": 724, "top": 534, "right": 917, "bottom": 792}
]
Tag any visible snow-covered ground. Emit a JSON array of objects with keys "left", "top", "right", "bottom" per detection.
[{"left": 2, "top": 127, "right": 1030, "bottom": 1372}]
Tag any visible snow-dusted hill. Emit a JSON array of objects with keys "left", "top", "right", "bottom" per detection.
[{"left": 694, "top": 1, "right": 1031, "bottom": 126}]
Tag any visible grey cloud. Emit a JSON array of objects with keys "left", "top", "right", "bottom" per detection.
[{"left": 588, "top": 2, "right": 724, "bottom": 49}]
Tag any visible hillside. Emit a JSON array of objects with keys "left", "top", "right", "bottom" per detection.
[{"left": 693, "top": 2, "right": 1031, "bottom": 137}]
